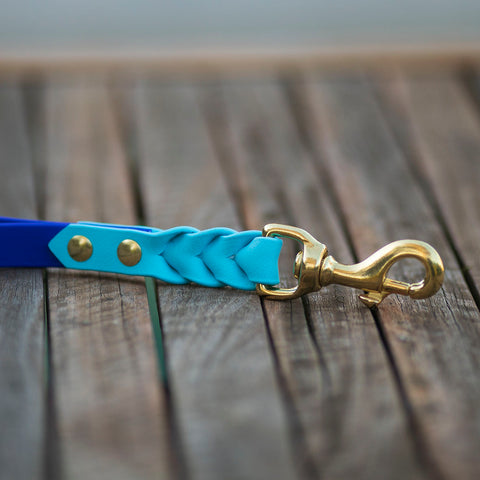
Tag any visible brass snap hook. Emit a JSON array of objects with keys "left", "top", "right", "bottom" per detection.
[
  {"left": 256, "top": 224, "right": 444, "bottom": 307},
  {"left": 319, "top": 238, "right": 445, "bottom": 307}
]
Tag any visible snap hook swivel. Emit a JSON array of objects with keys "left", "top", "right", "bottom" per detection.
[{"left": 256, "top": 224, "right": 444, "bottom": 307}]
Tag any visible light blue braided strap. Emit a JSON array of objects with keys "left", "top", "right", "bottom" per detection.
[{"left": 48, "top": 222, "right": 282, "bottom": 290}]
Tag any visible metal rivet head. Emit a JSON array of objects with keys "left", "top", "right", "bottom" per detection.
[
  {"left": 67, "top": 235, "right": 93, "bottom": 262},
  {"left": 117, "top": 239, "right": 142, "bottom": 267}
]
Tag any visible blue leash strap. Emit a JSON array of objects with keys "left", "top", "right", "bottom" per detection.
[
  {"left": 0, "top": 217, "right": 446, "bottom": 306},
  {"left": 0, "top": 217, "right": 68, "bottom": 267},
  {"left": 0, "top": 217, "right": 282, "bottom": 290}
]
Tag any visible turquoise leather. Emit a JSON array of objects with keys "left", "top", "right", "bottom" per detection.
[{"left": 48, "top": 222, "right": 282, "bottom": 290}]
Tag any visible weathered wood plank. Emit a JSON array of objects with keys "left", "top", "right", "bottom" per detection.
[
  {"left": 41, "top": 80, "right": 171, "bottom": 479},
  {"left": 133, "top": 81, "right": 297, "bottom": 480},
  {"left": 376, "top": 71, "right": 480, "bottom": 301},
  {"left": 207, "top": 79, "right": 424, "bottom": 479},
  {"left": 301, "top": 74, "right": 480, "bottom": 479},
  {"left": 0, "top": 84, "right": 45, "bottom": 480}
]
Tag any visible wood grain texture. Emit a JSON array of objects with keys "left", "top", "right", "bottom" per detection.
[
  {"left": 208, "top": 78, "right": 424, "bottom": 479},
  {"left": 0, "top": 84, "right": 45, "bottom": 480},
  {"left": 133, "top": 81, "right": 297, "bottom": 480},
  {"left": 375, "top": 71, "right": 480, "bottom": 300},
  {"left": 2, "top": 68, "right": 480, "bottom": 480},
  {"left": 41, "top": 80, "right": 171, "bottom": 479},
  {"left": 301, "top": 74, "right": 480, "bottom": 479}
]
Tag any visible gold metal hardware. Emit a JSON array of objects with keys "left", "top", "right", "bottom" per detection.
[
  {"left": 256, "top": 224, "right": 444, "bottom": 307},
  {"left": 256, "top": 224, "right": 327, "bottom": 300},
  {"left": 67, "top": 235, "right": 93, "bottom": 262},
  {"left": 117, "top": 239, "right": 142, "bottom": 266}
]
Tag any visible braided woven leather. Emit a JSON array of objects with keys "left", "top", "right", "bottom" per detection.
[{"left": 49, "top": 223, "right": 282, "bottom": 290}]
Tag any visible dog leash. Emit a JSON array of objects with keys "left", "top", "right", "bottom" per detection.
[{"left": 0, "top": 217, "right": 444, "bottom": 307}]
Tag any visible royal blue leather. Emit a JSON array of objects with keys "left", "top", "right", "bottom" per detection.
[
  {"left": 0, "top": 217, "right": 67, "bottom": 267},
  {"left": 0, "top": 217, "right": 282, "bottom": 290}
]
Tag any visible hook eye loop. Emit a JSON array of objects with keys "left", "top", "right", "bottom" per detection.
[{"left": 256, "top": 224, "right": 327, "bottom": 300}]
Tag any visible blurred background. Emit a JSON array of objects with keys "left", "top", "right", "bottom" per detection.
[
  {"left": 1, "top": 0, "right": 480, "bottom": 64},
  {"left": 1, "top": 3, "right": 480, "bottom": 480}
]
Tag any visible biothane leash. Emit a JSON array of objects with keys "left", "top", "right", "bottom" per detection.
[{"left": 0, "top": 217, "right": 444, "bottom": 307}]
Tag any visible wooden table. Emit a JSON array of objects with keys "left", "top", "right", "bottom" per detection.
[{"left": 1, "top": 66, "right": 480, "bottom": 480}]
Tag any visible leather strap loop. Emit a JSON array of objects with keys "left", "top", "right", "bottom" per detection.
[
  {"left": 0, "top": 217, "right": 282, "bottom": 290},
  {"left": 48, "top": 222, "right": 282, "bottom": 290}
]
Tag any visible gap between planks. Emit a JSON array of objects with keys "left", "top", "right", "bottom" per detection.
[
  {"left": 296, "top": 71, "right": 480, "bottom": 479},
  {"left": 3, "top": 70, "right": 480, "bottom": 480},
  {"left": 202, "top": 79, "right": 427, "bottom": 479},
  {"left": 35, "top": 80, "right": 176, "bottom": 480},
  {"left": 282, "top": 74, "right": 443, "bottom": 478},
  {"left": 132, "top": 80, "right": 298, "bottom": 480},
  {"left": 372, "top": 68, "right": 480, "bottom": 313},
  {"left": 0, "top": 83, "right": 45, "bottom": 480}
]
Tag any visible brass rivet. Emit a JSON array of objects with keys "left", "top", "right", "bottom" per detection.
[
  {"left": 117, "top": 239, "right": 142, "bottom": 267},
  {"left": 67, "top": 235, "right": 93, "bottom": 262}
]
